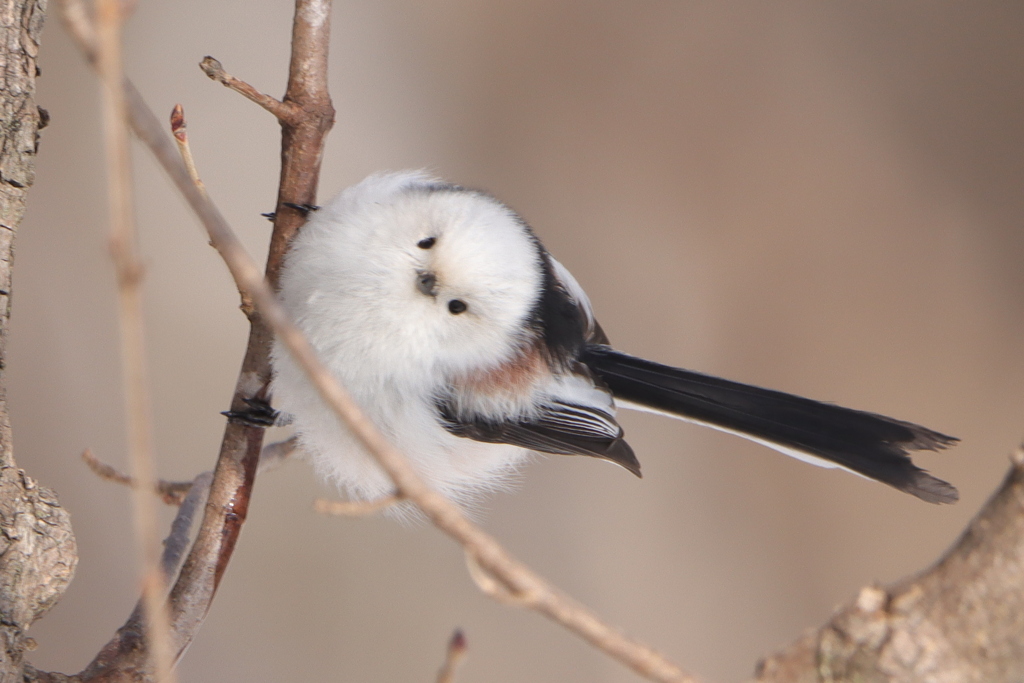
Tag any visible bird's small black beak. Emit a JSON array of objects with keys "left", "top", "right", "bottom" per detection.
[{"left": 416, "top": 270, "right": 438, "bottom": 297}]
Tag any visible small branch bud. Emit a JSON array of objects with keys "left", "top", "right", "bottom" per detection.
[
  {"left": 200, "top": 55, "right": 299, "bottom": 122},
  {"left": 170, "top": 103, "right": 186, "bottom": 142},
  {"left": 435, "top": 629, "right": 468, "bottom": 683}
]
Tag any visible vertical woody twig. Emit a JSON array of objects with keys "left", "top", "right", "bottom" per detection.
[
  {"left": 61, "top": 0, "right": 334, "bottom": 679},
  {"left": 162, "top": 0, "right": 334, "bottom": 657},
  {"left": 93, "top": 0, "right": 175, "bottom": 678}
]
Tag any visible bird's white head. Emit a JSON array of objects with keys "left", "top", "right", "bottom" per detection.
[{"left": 278, "top": 171, "right": 545, "bottom": 387}]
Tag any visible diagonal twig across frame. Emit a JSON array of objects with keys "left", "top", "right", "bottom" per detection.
[{"left": 60, "top": 1, "right": 696, "bottom": 681}]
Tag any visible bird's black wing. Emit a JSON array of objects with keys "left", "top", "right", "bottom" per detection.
[
  {"left": 436, "top": 398, "right": 641, "bottom": 476},
  {"left": 583, "top": 345, "right": 958, "bottom": 503}
]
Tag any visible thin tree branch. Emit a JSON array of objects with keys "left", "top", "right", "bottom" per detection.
[
  {"left": 94, "top": 0, "right": 175, "bottom": 678},
  {"left": 53, "top": 16, "right": 269, "bottom": 667},
  {"left": 268, "top": 0, "right": 335, "bottom": 285},
  {"left": 59, "top": 0, "right": 94, "bottom": 55},
  {"left": 314, "top": 494, "right": 403, "bottom": 517},
  {"left": 435, "top": 630, "right": 468, "bottom": 683},
  {"left": 81, "top": 439, "right": 295, "bottom": 507},
  {"left": 257, "top": 436, "right": 300, "bottom": 474},
  {"left": 78, "top": 471, "right": 213, "bottom": 683},
  {"left": 160, "top": 472, "right": 213, "bottom": 580},
  {"left": 132, "top": 81, "right": 696, "bottom": 683},
  {"left": 60, "top": 0, "right": 335, "bottom": 679},
  {"left": 169, "top": 105, "right": 207, "bottom": 197},
  {"left": 81, "top": 449, "right": 193, "bottom": 506},
  {"left": 67, "top": 0, "right": 691, "bottom": 679},
  {"left": 199, "top": 57, "right": 299, "bottom": 123},
  {"left": 464, "top": 552, "right": 528, "bottom": 607},
  {"left": 169, "top": 102, "right": 254, "bottom": 317}
]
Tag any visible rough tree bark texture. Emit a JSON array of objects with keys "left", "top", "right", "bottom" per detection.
[
  {"left": 755, "top": 449, "right": 1024, "bottom": 683},
  {"left": 0, "top": 0, "right": 77, "bottom": 682}
]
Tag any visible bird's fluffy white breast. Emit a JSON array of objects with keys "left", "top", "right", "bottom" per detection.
[{"left": 271, "top": 171, "right": 546, "bottom": 505}]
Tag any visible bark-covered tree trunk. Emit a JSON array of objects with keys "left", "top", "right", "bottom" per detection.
[
  {"left": 0, "top": 1, "right": 77, "bottom": 680},
  {"left": 755, "top": 450, "right": 1024, "bottom": 683}
]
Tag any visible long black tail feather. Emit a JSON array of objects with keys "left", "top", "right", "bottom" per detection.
[{"left": 582, "top": 345, "right": 959, "bottom": 504}]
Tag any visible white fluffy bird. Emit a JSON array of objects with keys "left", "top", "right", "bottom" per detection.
[{"left": 271, "top": 171, "right": 958, "bottom": 508}]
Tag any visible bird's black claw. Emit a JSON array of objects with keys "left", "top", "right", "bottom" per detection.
[
  {"left": 283, "top": 202, "right": 320, "bottom": 216},
  {"left": 261, "top": 211, "right": 276, "bottom": 221},
  {"left": 222, "top": 397, "right": 281, "bottom": 427}
]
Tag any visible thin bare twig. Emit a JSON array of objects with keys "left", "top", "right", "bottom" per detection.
[
  {"left": 258, "top": 436, "right": 300, "bottom": 474},
  {"left": 314, "top": 494, "right": 402, "bottom": 517},
  {"left": 94, "top": 0, "right": 175, "bottom": 679},
  {"left": 66, "top": 0, "right": 691, "bottom": 679},
  {"left": 199, "top": 57, "right": 299, "bottom": 123},
  {"left": 170, "top": 103, "right": 255, "bottom": 317},
  {"left": 140, "top": 67, "right": 695, "bottom": 683},
  {"left": 82, "top": 449, "right": 193, "bottom": 506},
  {"left": 153, "top": 0, "right": 336, "bottom": 664},
  {"left": 169, "top": 105, "right": 207, "bottom": 197},
  {"left": 435, "top": 629, "right": 468, "bottom": 683},
  {"left": 77, "top": 471, "right": 214, "bottom": 683},
  {"left": 161, "top": 472, "right": 213, "bottom": 580},
  {"left": 61, "top": 0, "right": 336, "bottom": 678},
  {"left": 464, "top": 553, "right": 530, "bottom": 607},
  {"left": 81, "top": 438, "right": 296, "bottom": 506},
  {"left": 60, "top": 0, "right": 94, "bottom": 54}
]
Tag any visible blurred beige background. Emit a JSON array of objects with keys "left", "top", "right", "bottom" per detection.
[{"left": 11, "top": 1, "right": 1024, "bottom": 681}]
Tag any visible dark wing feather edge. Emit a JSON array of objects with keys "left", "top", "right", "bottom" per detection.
[{"left": 436, "top": 399, "right": 641, "bottom": 477}]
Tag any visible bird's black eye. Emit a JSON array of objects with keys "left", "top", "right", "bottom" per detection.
[
  {"left": 417, "top": 237, "right": 436, "bottom": 249},
  {"left": 448, "top": 299, "right": 467, "bottom": 314}
]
